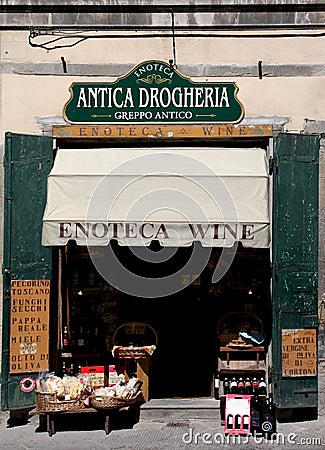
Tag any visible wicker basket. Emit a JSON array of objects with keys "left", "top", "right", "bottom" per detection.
[
  {"left": 217, "top": 312, "right": 264, "bottom": 346},
  {"left": 113, "top": 346, "right": 155, "bottom": 359},
  {"left": 112, "top": 322, "right": 158, "bottom": 359},
  {"left": 89, "top": 392, "right": 142, "bottom": 410},
  {"left": 36, "top": 391, "right": 85, "bottom": 413}
]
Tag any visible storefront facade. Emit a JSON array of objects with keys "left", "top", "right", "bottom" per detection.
[{"left": 0, "top": 2, "right": 324, "bottom": 419}]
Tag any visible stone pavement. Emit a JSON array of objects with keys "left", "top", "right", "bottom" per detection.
[{"left": 0, "top": 361, "right": 324, "bottom": 450}]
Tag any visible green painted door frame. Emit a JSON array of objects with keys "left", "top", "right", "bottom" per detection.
[
  {"left": 272, "top": 133, "right": 319, "bottom": 411},
  {"left": 1, "top": 133, "right": 53, "bottom": 410},
  {"left": 1, "top": 131, "right": 320, "bottom": 413}
]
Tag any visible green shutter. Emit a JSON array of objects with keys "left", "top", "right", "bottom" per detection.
[
  {"left": 1, "top": 133, "right": 53, "bottom": 410},
  {"left": 272, "top": 133, "right": 319, "bottom": 411}
]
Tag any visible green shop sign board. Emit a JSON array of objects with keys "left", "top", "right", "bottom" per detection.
[{"left": 64, "top": 60, "right": 245, "bottom": 124}]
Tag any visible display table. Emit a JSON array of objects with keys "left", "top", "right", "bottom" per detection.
[{"left": 35, "top": 405, "right": 134, "bottom": 436}]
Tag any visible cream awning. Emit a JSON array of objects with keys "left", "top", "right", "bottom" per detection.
[{"left": 42, "top": 147, "right": 270, "bottom": 247}]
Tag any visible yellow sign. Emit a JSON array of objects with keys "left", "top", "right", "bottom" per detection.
[
  {"left": 282, "top": 329, "right": 317, "bottom": 377},
  {"left": 53, "top": 124, "right": 272, "bottom": 139},
  {"left": 10, "top": 280, "right": 50, "bottom": 374}
]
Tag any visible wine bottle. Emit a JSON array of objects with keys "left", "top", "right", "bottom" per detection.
[
  {"left": 88, "top": 270, "right": 96, "bottom": 286},
  {"left": 251, "top": 391, "right": 262, "bottom": 435},
  {"left": 244, "top": 377, "right": 252, "bottom": 394},
  {"left": 78, "top": 325, "right": 85, "bottom": 348},
  {"left": 72, "top": 271, "right": 79, "bottom": 287},
  {"left": 220, "top": 397, "right": 226, "bottom": 424},
  {"left": 238, "top": 377, "right": 245, "bottom": 394},
  {"left": 62, "top": 361, "right": 68, "bottom": 376},
  {"left": 63, "top": 326, "right": 69, "bottom": 349},
  {"left": 214, "top": 375, "right": 219, "bottom": 399},
  {"left": 235, "top": 414, "right": 241, "bottom": 429},
  {"left": 227, "top": 414, "right": 234, "bottom": 430},
  {"left": 85, "top": 327, "right": 91, "bottom": 350},
  {"left": 262, "top": 393, "right": 277, "bottom": 439},
  {"left": 258, "top": 377, "right": 267, "bottom": 395},
  {"left": 70, "top": 327, "right": 76, "bottom": 348},
  {"left": 252, "top": 377, "right": 259, "bottom": 393},
  {"left": 230, "top": 377, "right": 238, "bottom": 393},
  {"left": 243, "top": 415, "right": 250, "bottom": 431},
  {"left": 93, "top": 326, "right": 99, "bottom": 351},
  {"left": 223, "top": 378, "right": 230, "bottom": 395}
]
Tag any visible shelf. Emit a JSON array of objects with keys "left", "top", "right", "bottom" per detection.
[
  {"left": 60, "top": 352, "right": 102, "bottom": 359},
  {"left": 72, "top": 287, "right": 103, "bottom": 295},
  {"left": 219, "top": 346, "right": 265, "bottom": 352},
  {"left": 218, "top": 360, "right": 266, "bottom": 373},
  {"left": 219, "top": 394, "right": 266, "bottom": 398},
  {"left": 218, "top": 346, "right": 265, "bottom": 368}
]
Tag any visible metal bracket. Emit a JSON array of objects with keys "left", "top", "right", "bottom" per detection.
[{"left": 269, "top": 155, "right": 279, "bottom": 175}]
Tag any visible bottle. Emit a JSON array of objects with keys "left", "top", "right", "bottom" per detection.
[
  {"left": 62, "top": 361, "right": 68, "bottom": 376},
  {"left": 258, "top": 377, "right": 267, "bottom": 395},
  {"left": 89, "top": 270, "right": 96, "bottom": 286},
  {"left": 243, "top": 415, "right": 250, "bottom": 431},
  {"left": 262, "top": 393, "right": 277, "bottom": 439},
  {"left": 214, "top": 375, "right": 219, "bottom": 399},
  {"left": 78, "top": 325, "right": 85, "bottom": 348},
  {"left": 85, "top": 327, "right": 91, "bottom": 350},
  {"left": 69, "top": 363, "right": 75, "bottom": 376},
  {"left": 244, "top": 377, "right": 252, "bottom": 394},
  {"left": 70, "top": 328, "right": 76, "bottom": 348},
  {"left": 73, "top": 271, "right": 79, "bottom": 287},
  {"left": 238, "top": 377, "right": 245, "bottom": 394},
  {"left": 227, "top": 414, "right": 233, "bottom": 430},
  {"left": 63, "top": 326, "right": 69, "bottom": 348},
  {"left": 220, "top": 397, "right": 226, "bottom": 424},
  {"left": 252, "top": 377, "right": 259, "bottom": 393},
  {"left": 230, "top": 377, "right": 238, "bottom": 393},
  {"left": 235, "top": 414, "right": 241, "bottom": 429},
  {"left": 251, "top": 391, "right": 262, "bottom": 435},
  {"left": 223, "top": 378, "right": 230, "bottom": 395},
  {"left": 93, "top": 326, "right": 99, "bottom": 351}
]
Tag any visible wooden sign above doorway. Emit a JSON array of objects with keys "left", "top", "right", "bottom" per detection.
[{"left": 53, "top": 124, "right": 273, "bottom": 139}]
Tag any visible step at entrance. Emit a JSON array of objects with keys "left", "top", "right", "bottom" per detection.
[{"left": 140, "top": 398, "right": 220, "bottom": 421}]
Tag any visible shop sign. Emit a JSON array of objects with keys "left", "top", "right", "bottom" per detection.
[
  {"left": 43, "top": 221, "right": 269, "bottom": 248},
  {"left": 63, "top": 60, "right": 244, "bottom": 124},
  {"left": 53, "top": 124, "right": 272, "bottom": 139},
  {"left": 57, "top": 222, "right": 259, "bottom": 243},
  {"left": 10, "top": 280, "right": 50, "bottom": 374},
  {"left": 282, "top": 329, "right": 317, "bottom": 377}
]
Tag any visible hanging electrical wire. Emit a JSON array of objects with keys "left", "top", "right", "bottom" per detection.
[
  {"left": 170, "top": 8, "right": 177, "bottom": 69},
  {"left": 29, "top": 30, "right": 87, "bottom": 50},
  {"left": 29, "top": 28, "right": 325, "bottom": 52}
]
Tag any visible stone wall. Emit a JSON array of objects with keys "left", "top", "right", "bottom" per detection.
[
  {"left": 0, "top": 1, "right": 324, "bottom": 401},
  {"left": 0, "top": 1, "right": 325, "bottom": 28}
]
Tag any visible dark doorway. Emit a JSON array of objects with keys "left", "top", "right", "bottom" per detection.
[
  {"left": 149, "top": 291, "right": 216, "bottom": 398},
  {"left": 63, "top": 243, "right": 271, "bottom": 399}
]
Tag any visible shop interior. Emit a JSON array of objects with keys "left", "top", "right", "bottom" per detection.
[{"left": 53, "top": 240, "right": 271, "bottom": 399}]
